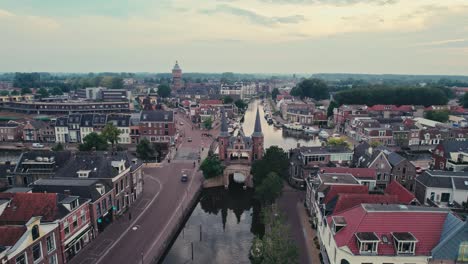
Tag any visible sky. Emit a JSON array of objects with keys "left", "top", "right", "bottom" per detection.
[{"left": 1, "top": 0, "right": 468, "bottom": 75}]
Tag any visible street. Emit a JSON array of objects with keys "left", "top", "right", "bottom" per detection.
[{"left": 69, "top": 112, "right": 218, "bottom": 264}]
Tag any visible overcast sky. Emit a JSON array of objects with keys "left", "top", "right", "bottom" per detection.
[{"left": 1, "top": 0, "right": 467, "bottom": 75}]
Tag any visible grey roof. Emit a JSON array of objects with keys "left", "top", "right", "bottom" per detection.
[
  {"left": 220, "top": 107, "right": 229, "bottom": 137},
  {"left": 55, "top": 116, "right": 68, "bottom": 126},
  {"left": 416, "top": 170, "right": 468, "bottom": 189},
  {"left": 107, "top": 114, "right": 130, "bottom": 127},
  {"left": 80, "top": 114, "right": 94, "bottom": 127},
  {"left": 320, "top": 173, "right": 359, "bottom": 184},
  {"left": 14, "top": 151, "right": 72, "bottom": 174},
  {"left": 387, "top": 152, "right": 406, "bottom": 166},
  {"left": 3, "top": 187, "right": 32, "bottom": 193},
  {"left": 31, "top": 178, "right": 112, "bottom": 202},
  {"left": 140, "top": 110, "right": 174, "bottom": 122},
  {"left": 440, "top": 140, "right": 468, "bottom": 158},
  {"left": 53, "top": 151, "right": 141, "bottom": 179},
  {"left": 432, "top": 214, "right": 467, "bottom": 261},
  {"left": 252, "top": 107, "right": 263, "bottom": 137}
]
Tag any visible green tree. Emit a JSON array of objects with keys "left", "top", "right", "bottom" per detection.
[
  {"left": 37, "top": 88, "right": 49, "bottom": 98},
  {"left": 255, "top": 172, "right": 283, "bottom": 205},
  {"left": 291, "top": 78, "right": 329, "bottom": 100},
  {"left": 425, "top": 110, "right": 450, "bottom": 123},
  {"left": 223, "top": 96, "right": 234, "bottom": 104},
  {"left": 0, "top": 90, "right": 9, "bottom": 96},
  {"left": 461, "top": 92, "right": 468, "bottom": 108},
  {"left": 101, "top": 123, "right": 121, "bottom": 151},
  {"left": 235, "top": 99, "right": 248, "bottom": 111},
  {"left": 327, "top": 137, "right": 349, "bottom": 148},
  {"left": 250, "top": 208, "right": 299, "bottom": 264},
  {"left": 271, "top": 88, "right": 280, "bottom": 100},
  {"left": 110, "top": 77, "right": 124, "bottom": 89},
  {"left": 200, "top": 154, "right": 224, "bottom": 179},
  {"left": 157, "top": 84, "right": 171, "bottom": 98},
  {"left": 79, "top": 132, "right": 108, "bottom": 151},
  {"left": 327, "top": 100, "right": 339, "bottom": 117},
  {"left": 136, "top": 138, "right": 155, "bottom": 161},
  {"left": 251, "top": 146, "right": 289, "bottom": 186},
  {"left": 21, "top": 87, "right": 32, "bottom": 95},
  {"left": 50, "top": 87, "right": 63, "bottom": 96},
  {"left": 11, "top": 90, "right": 19, "bottom": 95},
  {"left": 203, "top": 117, "right": 213, "bottom": 129},
  {"left": 51, "top": 143, "right": 64, "bottom": 151}
]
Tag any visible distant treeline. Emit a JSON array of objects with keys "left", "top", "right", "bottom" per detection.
[{"left": 333, "top": 86, "right": 449, "bottom": 107}]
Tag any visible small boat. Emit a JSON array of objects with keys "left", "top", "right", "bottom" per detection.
[
  {"left": 304, "top": 127, "right": 319, "bottom": 135},
  {"left": 319, "top": 130, "right": 329, "bottom": 139},
  {"left": 284, "top": 122, "right": 304, "bottom": 131}
]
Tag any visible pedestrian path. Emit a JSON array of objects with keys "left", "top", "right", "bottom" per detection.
[{"left": 297, "top": 202, "right": 322, "bottom": 264}]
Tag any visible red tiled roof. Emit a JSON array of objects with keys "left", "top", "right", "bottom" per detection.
[
  {"left": 384, "top": 180, "right": 417, "bottom": 204},
  {"left": 322, "top": 185, "right": 368, "bottom": 204},
  {"left": 0, "top": 193, "right": 62, "bottom": 223},
  {"left": 199, "top": 100, "right": 223, "bottom": 105},
  {"left": 368, "top": 105, "right": 413, "bottom": 112},
  {"left": 0, "top": 226, "right": 26, "bottom": 246},
  {"left": 321, "top": 167, "right": 376, "bottom": 180},
  {"left": 329, "top": 205, "right": 448, "bottom": 256},
  {"left": 332, "top": 194, "right": 399, "bottom": 214}
]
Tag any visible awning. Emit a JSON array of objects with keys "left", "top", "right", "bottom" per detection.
[{"left": 64, "top": 224, "right": 91, "bottom": 248}]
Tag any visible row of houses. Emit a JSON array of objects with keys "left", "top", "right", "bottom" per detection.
[
  {"left": 304, "top": 167, "right": 468, "bottom": 264},
  {"left": 279, "top": 100, "right": 328, "bottom": 126},
  {"left": 0, "top": 110, "right": 176, "bottom": 146},
  {"left": 0, "top": 151, "right": 143, "bottom": 264}
]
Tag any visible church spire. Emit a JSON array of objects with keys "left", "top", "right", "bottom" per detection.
[
  {"left": 252, "top": 107, "right": 263, "bottom": 137},
  {"left": 220, "top": 107, "right": 229, "bottom": 137}
]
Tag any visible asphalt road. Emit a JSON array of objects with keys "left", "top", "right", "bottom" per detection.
[{"left": 70, "top": 112, "right": 218, "bottom": 264}]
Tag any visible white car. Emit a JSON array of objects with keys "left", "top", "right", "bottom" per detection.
[
  {"left": 32, "top": 143, "right": 44, "bottom": 148},
  {"left": 179, "top": 122, "right": 184, "bottom": 126}
]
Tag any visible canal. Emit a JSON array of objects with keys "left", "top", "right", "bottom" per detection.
[{"left": 162, "top": 99, "right": 315, "bottom": 263}]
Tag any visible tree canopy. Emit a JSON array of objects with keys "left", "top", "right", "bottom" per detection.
[
  {"left": 21, "top": 87, "right": 32, "bottom": 95},
  {"left": 136, "top": 138, "right": 156, "bottom": 161},
  {"left": 51, "top": 143, "right": 64, "bottom": 151},
  {"left": 101, "top": 123, "right": 121, "bottom": 150},
  {"left": 290, "top": 78, "right": 329, "bottom": 100},
  {"left": 223, "top": 96, "right": 234, "bottom": 104},
  {"left": 327, "top": 137, "right": 349, "bottom": 148},
  {"left": 251, "top": 146, "right": 289, "bottom": 186},
  {"left": 271, "top": 88, "right": 280, "bottom": 100},
  {"left": 37, "top": 88, "right": 49, "bottom": 98},
  {"left": 157, "top": 84, "right": 171, "bottom": 98},
  {"left": 255, "top": 172, "right": 283, "bottom": 206},
  {"left": 203, "top": 117, "right": 213, "bottom": 129},
  {"left": 327, "top": 100, "right": 339, "bottom": 117},
  {"left": 333, "top": 86, "right": 448, "bottom": 106},
  {"left": 235, "top": 99, "right": 248, "bottom": 111},
  {"left": 79, "top": 132, "right": 108, "bottom": 151},
  {"left": 200, "top": 154, "right": 224, "bottom": 179},
  {"left": 425, "top": 110, "right": 450, "bottom": 123},
  {"left": 461, "top": 92, "right": 468, "bottom": 108}
]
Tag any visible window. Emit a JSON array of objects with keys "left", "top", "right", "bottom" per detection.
[
  {"left": 72, "top": 215, "right": 78, "bottom": 228},
  {"left": 355, "top": 232, "right": 379, "bottom": 254},
  {"left": 430, "top": 192, "right": 435, "bottom": 201},
  {"left": 15, "top": 253, "right": 27, "bottom": 264},
  {"left": 458, "top": 241, "right": 468, "bottom": 262},
  {"left": 32, "top": 242, "right": 43, "bottom": 262},
  {"left": 32, "top": 225, "right": 40, "bottom": 240},
  {"left": 64, "top": 221, "right": 70, "bottom": 236},
  {"left": 81, "top": 209, "right": 86, "bottom": 223},
  {"left": 97, "top": 203, "right": 102, "bottom": 216},
  {"left": 49, "top": 254, "right": 58, "bottom": 264},
  {"left": 441, "top": 193, "right": 450, "bottom": 203},
  {"left": 392, "top": 232, "right": 417, "bottom": 255},
  {"left": 46, "top": 233, "right": 56, "bottom": 252}
]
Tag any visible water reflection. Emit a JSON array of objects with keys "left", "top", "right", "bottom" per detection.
[
  {"left": 162, "top": 186, "right": 262, "bottom": 264},
  {"left": 242, "top": 100, "right": 321, "bottom": 150}
]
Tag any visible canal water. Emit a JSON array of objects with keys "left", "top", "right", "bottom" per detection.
[{"left": 162, "top": 99, "right": 313, "bottom": 263}]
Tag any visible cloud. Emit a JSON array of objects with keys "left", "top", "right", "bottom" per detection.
[
  {"left": 259, "top": 0, "right": 398, "bottom": 6},
  {"left": 413, "top": 39, "right": 467, "bottom": 47},
  {"left": 200, "top": 4, "right": 305, "bottom": 26}
]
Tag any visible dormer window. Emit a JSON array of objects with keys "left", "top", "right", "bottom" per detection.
[
  {"left": 392, "top": 232, "right": 417, "bottom": 255},
  {"left": 332, "top": 216, "right": 346, "bottom": 234},
  {"left": 355, "top": 232, "right": 380, "bottom": 255},
  {"left": 96, "top": 183, "right": 105, "bottom": 195},
  {"left": 31, "top": 225, "right": 40, "bottom": 240},
  {"left": 77, "top": 170, "right": 91, "bottom": 178}
]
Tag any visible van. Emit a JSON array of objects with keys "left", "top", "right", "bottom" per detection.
[{"left": 32, "top": 143, "right": 44, "bottom": 148}]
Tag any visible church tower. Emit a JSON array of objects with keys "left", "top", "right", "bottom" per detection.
[
  {"left": 218, "top": 107, "right": 230, "bottom": 161},
  {"left": 172, "top": 61, "right": 182, "bottom": 90},
  {"left": 251, "top": 108, "right": 264, "bottom": 160}
]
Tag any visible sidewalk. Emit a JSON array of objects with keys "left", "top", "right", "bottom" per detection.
[{"left": 297, "top": 202, "right": 322, "bottom": 264}]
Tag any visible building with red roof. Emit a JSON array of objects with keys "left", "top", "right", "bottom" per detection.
[
  {"left": 320, "top": 204, "right": 452, "bottom": 264},
  {"left": 330, "top": 193, "right": 400, "bottom": 215},
  {"left": 385, "top": 180, "right": 419, "bottom": 204},
  {"left": 320, "top": 167, "right": 377, "bottom": 190}
]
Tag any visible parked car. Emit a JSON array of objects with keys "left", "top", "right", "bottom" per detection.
[
  {"left": 187, "top": 137, "right": 192, "bottom": 142},
  {"left": 32, "top": 143, "right": 44, "bottom": 148},
  {"left": 180, "top": 122, "right": 184, "bottom": 126},
  {"left": 181, "top": 172, "right": 188, "bottom": 182}
]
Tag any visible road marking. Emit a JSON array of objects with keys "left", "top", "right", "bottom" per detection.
[
  {"left": 143, "top": 168, "right": 199, "bottom": 262},
  {"left": 95, "top": 175, "right": 163, "bottom": 264}
]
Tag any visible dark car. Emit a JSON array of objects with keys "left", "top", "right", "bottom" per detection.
[{"left": 181, "top": 172, "right": 188, "bottom": 182}]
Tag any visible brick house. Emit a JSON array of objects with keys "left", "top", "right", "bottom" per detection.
[
  {"left": 0, "top": 122, "right": 23, "bottom": 142},
  {"left": 353, "top": 142, "right": 393, "bottom": 189},
  {"left": 432, "top": 140, "right": 468, "bottom": 171},
  {"left": 22, "top": 120, "right": 55, "bottom": 143},
  {"left": 139, "top": 110, "right": 176, "bottom": 146}
]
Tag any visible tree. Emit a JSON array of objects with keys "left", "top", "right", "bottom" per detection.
[
  {"left": 223, "top": 96, "right": 234, "bottom": 104},
  {"left": 21, "top": 87, "right": 32, "bottom": 95},
  {"left": 461, "top": 92, "right": 468, "bottom": 108},
  {"left": 327, "top": 100, "right": 339, "bottom": 117},
  {"left": 425, "top": 110, "right": 450, "bottom": 123},
  {"left": 251, "top": 146, "right": 289, "bottom": 186},
  {"left": 51, "top": 143, "right": 64, "bottom": 151},
  {"left": 250, "top": 208, "right": 299, "bottom": 264},
  {"left": 200, "top": 154, "right": 224, "bottom": 179},
  {"left": 157, "top": 84, "right": 171, "bottom": 98},
  {"left": 110, "top": 77, "right": 124, "bottom": 89},
  {"left": 50, "top": 87, "right": 63, "bottom": 96},
  {"left": 136, "top": 139, "right": 155, "bottom": 161},
  {"left": 79, "top": 132, "right": 108, "bottom": 151},
  {"left": 255, "top": 172, "right": 283, "bottom": 205},
  {"left": 203, "top": 117, "right": 213, "bottom": 129},
  {"left": 370, "top": 141, "right": 382, "bottom": 148},
  {"left": 271, "top": 88, "right": 280, "bottom": 100},
  {"left": 291, "top": 78, "right": 329, "bottom": 100},
  {"left": 327, "top": 137, "right": 349, "bottom": 148},
  {"left": 37, "top": 88, "right": 49, "bottom": 98},
  {"left": 235, "top": 99, "right": 248, "bottom": 111},
  {"left": 11, "top": 90, "right": 19, "bottom": 95},
  {"left": 0, "top": 90, "right": 9, "bottom": 96},
  {"left": 14, "top": 72, "right": 40, "bottom": 88},
  {"left": 101, "top": 123, "right": 121, "bottom": 151}
]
